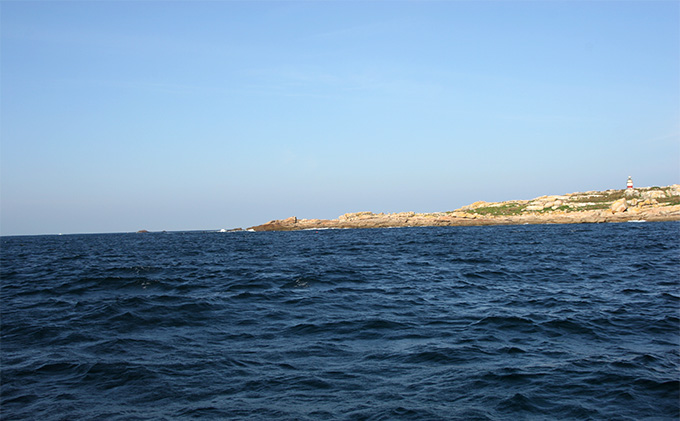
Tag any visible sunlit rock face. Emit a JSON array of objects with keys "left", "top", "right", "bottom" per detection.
[{"left": 248, "top": 185, "right": 680, "bottom": 231}]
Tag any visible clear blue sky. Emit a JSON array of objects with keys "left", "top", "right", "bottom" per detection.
[{"left": 1, "top": 1, "right": 678, "bottom": 235}]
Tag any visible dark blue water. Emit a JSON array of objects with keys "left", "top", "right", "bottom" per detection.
[{"left": 2, "top": 222, "right": 679, "bottom": 420}]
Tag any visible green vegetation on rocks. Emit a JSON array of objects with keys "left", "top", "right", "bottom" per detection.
[
  {"left": 247, "top": 185, "right": 680, "bottom": 231},
  {"left": 570, "top": 191, "right": 625, "bottom": 203},
  {"left": 466, "top": 203, "right": 527, "bottom": 216}
]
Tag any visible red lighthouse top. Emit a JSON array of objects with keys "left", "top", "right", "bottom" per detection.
[{"left": 627, "top": 176, "right": 633, "bottom": 189}]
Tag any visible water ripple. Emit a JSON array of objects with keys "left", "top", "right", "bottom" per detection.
[{"left": 1, "top": 222, "right": 679, "bottom": 420}]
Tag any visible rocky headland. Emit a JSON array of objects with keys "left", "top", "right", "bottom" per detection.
[{"left": 248, "top": 185, "right": 680, "bottom": 232}]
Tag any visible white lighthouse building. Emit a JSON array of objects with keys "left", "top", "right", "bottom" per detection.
[{"left": 627, "top": 176, "right": 633, "bottom": 189}]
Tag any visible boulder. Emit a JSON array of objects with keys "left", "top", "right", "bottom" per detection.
[
  {"left": 459, "top": 201, "right": 488, "bottom": 210},
  {"left": 525, "top": 204, "right": 544, "bottom": 211},
  {"left": 249, "top": 216, "right": 298, "bottom": 231},
  {"left": 641, "top": 190, "right": 666, "bottom": 200},
  {"left": 338, "top": 212, "right": 374, "bottom": 221},
  {"left": 637, "top": 198, "right": 658, "bottom": 207},
  {"left": 624, "top": 189, "right": 640, "bottom": 198},
  {"left": 610, "top": 198, "right": 628, "bottom": 214}
]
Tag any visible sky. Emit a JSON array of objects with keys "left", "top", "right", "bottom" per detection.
[{"left": 1, "top": 0, "right": 679, "bottom": 235}]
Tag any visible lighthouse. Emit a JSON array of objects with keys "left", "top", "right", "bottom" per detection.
[{"left": 627, "top": 176, "right": 633, "bottom": 189}]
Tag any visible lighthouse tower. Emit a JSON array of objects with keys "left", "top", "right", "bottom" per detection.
[{"left": 627, "top": 176, "right": 633, "bottom": 189}]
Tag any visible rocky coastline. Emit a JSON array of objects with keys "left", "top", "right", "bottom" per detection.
[{"left": 247, "top": 185, "right": 680, "bottom": 232}]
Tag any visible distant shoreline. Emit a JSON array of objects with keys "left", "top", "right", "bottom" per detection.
[{"left": 247, "top": 185, "right": 680, "bottom": 232}]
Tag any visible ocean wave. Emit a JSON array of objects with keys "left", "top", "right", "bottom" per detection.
[{"left": 2, "top": 222, "right": 678, "bottom": 420}]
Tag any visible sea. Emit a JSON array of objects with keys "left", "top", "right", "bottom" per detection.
[{"left": 1, "top": 222, "right": 678, "bottom": 420}]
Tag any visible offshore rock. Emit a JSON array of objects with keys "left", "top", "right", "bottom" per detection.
[{"left": 247, "top": 185, "right": 680, "bottom": 231}]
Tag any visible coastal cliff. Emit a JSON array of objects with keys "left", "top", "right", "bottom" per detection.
[{"left": 248, "top": 185, "right": 680, "bottom": 232}]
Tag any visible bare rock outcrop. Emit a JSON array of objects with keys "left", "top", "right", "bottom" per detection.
[
  {"left": 247, "top": 185, "right": 680, "bottom": 231},
  {"left": 641, "top": 190, "right": 666, "bottom": 200},
  {"left": 610, "top": 198, "right": 628, "bottom": 214}
]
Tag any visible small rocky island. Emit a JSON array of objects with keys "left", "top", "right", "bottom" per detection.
[{"left": 248, "top": 184, "right": 680, "bottom": 232}]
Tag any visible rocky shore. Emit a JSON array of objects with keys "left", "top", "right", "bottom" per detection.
[{"left": 248, "top": 185, "right": 680, "bottom": 232}]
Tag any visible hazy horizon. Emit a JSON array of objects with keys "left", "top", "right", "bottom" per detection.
[
  {"left": 2, "top": 1, "right": 678, "bottom": 236},
  {"left": 1, "top": 180, "right": 679, "bottom": 236}
]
